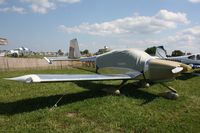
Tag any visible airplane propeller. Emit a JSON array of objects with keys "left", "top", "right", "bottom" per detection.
[{"left": 171, "top": 67, "right": 183, "bottom": 74}]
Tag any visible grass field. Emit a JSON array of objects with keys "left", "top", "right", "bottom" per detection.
[{"left": 0, "top": 68, "right": 200, "bottom": 132}]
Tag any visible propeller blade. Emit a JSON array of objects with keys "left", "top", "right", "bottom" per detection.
[{"left": 172, "top": 67, "right": 183, "bottom": 74}]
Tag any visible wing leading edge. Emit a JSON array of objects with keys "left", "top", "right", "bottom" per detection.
[{"left": 5, "top": 72, "right": 142, "bottom": 83}]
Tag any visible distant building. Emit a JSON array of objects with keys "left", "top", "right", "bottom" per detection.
[{"left": 95, "top": 46, "right": 111, "bottom": 55}]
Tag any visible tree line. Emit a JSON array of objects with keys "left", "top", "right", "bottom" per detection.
[{"left": 145, "top": 46, "right": 187, "bottom": 57}]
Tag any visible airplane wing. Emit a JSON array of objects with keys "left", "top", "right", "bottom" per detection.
[{"left": 5, "top": 71, "right": 142, "bottom": 83}]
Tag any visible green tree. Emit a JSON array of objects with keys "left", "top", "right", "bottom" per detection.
[
  {"left": 171, "top": 50, "right": 184, "bottom": 57},
  {"left": 145, "top": 46, "right": 156, "bottom": 55},
  {"left": 81, "top": 49, "right": 89, "bottom": 55},
  {"left": 57, "top": 49, "right": 64, "bottom": 56}
]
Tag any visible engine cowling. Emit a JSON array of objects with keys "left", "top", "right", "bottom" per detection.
[{"left": 145, "top": 59, "right": 192, "bottom": 82}]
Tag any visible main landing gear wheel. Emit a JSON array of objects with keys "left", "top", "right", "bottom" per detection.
[{"left": 102, "top": 80, "right": 128, "bottom": 95}]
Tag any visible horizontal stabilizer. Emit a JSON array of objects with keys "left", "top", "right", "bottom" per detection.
[
  {"left": 44, "top": 56, "right": 80, "bottom": 64},
  {"left": 44, "top": 56, "right": 96, "bottom": 64},
  {"left": 80, "top": 56, "right": 97, "bottom": 62}
]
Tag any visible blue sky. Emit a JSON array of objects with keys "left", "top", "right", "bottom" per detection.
[{"left": 0, "top": 0, "right": 200, "bottom": 54}]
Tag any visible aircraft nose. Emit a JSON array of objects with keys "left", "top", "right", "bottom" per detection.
[
  {"left": 147, "top": 59, "right": 191, "bottom": 81},
  {"left": 180, "top": 63, "right": 192, "bottom": 73}
]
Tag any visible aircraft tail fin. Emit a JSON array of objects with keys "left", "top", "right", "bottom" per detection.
[
  {"left": 155, "top": 46, "right": 167, "bottom": 59},
  {"left": 44, "top": 38, "right": 97, "bottom": 64},
  {"left": 68, "top": 38, "right": 81, "bottom": 59}
]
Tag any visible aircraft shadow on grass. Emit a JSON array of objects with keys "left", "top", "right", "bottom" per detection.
[
  {"left": 0, "top": 81, "right": 158, "bottom": 115},
  {"left": 176, "top": 73, "right": 198, "bottom": 80},
  {"left": 75, "top": 81, "right": 158, "bottom": 104},
  {"left": 75, "top": 67, "right": 96, "bottom": 73}
]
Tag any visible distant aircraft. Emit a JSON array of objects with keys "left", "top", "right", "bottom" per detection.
[
  {"left": 0, "top": 38, "right": 8, "bottom": 56},
  {"left": 6, "top": 46, "right": 192, "bottom": 99},
  {"left": 155, "top": 46, "right": 200, "bottom": 69},
  {"left": 0, "top": 38, "right": 8, "bottom": 45},
  {"left": 8, "top": 46, "right": 31, "bottom": 57}
]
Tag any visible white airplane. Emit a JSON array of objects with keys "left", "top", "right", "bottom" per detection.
[
  {"left": 155, "top": 46, "right": 200, "bottom": 69},
  {"left": 8, "top": 46, "right": 31, "bottom": 57},
  {"left": 6, "top": 40, "right": 192, "bottom": 100}
]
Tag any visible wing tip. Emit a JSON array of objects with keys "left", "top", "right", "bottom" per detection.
[{"left": 4, "top": 74, "right": 41, "bottom": 83}]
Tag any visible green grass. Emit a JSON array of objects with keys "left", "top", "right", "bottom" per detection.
[{"left": 0, "top": 68, "right": 200, "bottom": 132}]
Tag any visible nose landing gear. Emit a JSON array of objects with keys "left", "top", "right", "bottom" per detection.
[{"left": 159, "top": 83, "right": 179, "bottom": 100}]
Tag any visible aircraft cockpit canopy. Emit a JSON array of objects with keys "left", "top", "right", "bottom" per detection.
[
  {"left": 188, "top": 55, "right": 195, "bottom": 60},
  {"left": 197, "top": 54, "right": 200, "bottom": 60},
  {"left": 188, "top": 54, "right": 200, "bottom": 60}
]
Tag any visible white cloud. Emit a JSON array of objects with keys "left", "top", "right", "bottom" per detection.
[
  {"left": 0, "top": 0, "right": 5, "bottom": 4},
  {"left": 155, "top": 10, "right": 189, "bottom": 24},
  {"left": 0, "top": 6, "right": 26, "bottom": 14},
  {"left": 138, "top": 26, "right": 200, "bottom": 53},
  {"left": 189, "top": 0, "right": 200, "bottom": 3},
  {"left": 180, "top": 26, "right": 200, "bottom": 36},
  {"left": 57, "top": 0, "right": 81, "bottom": 3},
  {"left": 59, "top": 10, "right": 189, "bottom": 36},
  {"left": 0, "top": 0, "right": 81, "bottom": 14},
  {"left": 99, "top": 26, "right": 200, "bottom": 53},
  {"left": 21, "top": 0, "right": 56, "bottom": 14},
  {"left": 165, "top": 26, "right": 200, "bottom": 50},
  {"left": 19, "top": 0, "right": 80, "bottom": 14}
]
